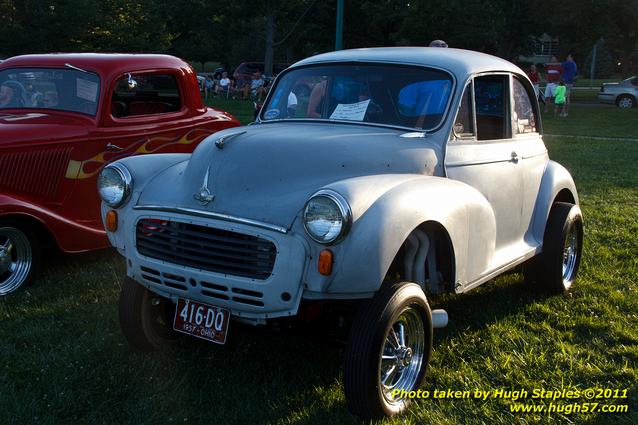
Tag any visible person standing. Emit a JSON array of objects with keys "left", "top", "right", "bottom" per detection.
[
  {"left": 544, "top": 56, "right": 562, "bottom": 112},
  {"left": 554, "top": 79, "right": 567, "bottom": 117},
  {"left": 562, "top": 54, "right": 578, "bottom": 116},
  {"left": 527, "top": 64, "right": 541, "bottom": 98}
]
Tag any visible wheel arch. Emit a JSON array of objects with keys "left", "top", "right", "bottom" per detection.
[
  {"left": 384, "top": 220, "right": 456, "bottom": 294},
  {"left": 0, "top": 212, "right": 55, "bottom": 249},
  {"left": 530, "top": 160, "right": 579, "bottom": 244},
  {"left": 323, "top": 176, "right": 495, "bottom": 295}
]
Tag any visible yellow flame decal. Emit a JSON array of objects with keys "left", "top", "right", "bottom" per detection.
[{"left": 65, "top": 128, "right": 209, "bottom": 180}]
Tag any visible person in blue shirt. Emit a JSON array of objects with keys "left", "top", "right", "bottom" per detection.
[{"left": 562, "top": 54, "right": 578, "bottom": 116}]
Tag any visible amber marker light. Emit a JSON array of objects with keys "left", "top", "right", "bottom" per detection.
[
  {"left": 318, "top": 249, "right": 333, "bottom": 276},
  {"left": 106, "top": 210, "right": 118, "bottom": 232}
]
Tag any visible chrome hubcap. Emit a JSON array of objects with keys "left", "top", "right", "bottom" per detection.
[
  {"left": 619, "top": 98, "right": 632, "bottom": 108},
  {"left": 380, "top": 307, "right": 425, "bottom": 404},
  {"left": 562, "top": 224, "right": 578, "bottom": 284},
  {"left": 0, "top": 227, "right": 32, "bottom": 295}
]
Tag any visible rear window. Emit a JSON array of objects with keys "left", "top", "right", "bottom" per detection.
[{"left": 111, "top": 74, "right": 181, "bottom": 118}]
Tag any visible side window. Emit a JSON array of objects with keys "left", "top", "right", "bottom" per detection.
[
  {"left": 453, "top": 82, "right": 475, "bottom": 139},
  {"left": 474, "top": 75, "right": 510, "bottom": 141},
  {"left": 512, "top": 78, "right": 537, "bottom": 134},
  {"left": 631, "top": 78, "right": 638, "bottom": 87},
  {"left": 111, "top": 74, "right": 182, "bottom": 118}
]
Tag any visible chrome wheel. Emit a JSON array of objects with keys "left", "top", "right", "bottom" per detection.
[
  {"left": 562, "top": 223, "right": 579, "bottom": 284},
  {"left": 617, "top": 96, "right": 634, "bottom": 109},
  {"left": 0, "top": 227, "right": 33, "bottom": 295},
  {"left": 379, "top": 306, "right": 425, "bottom": 404}
]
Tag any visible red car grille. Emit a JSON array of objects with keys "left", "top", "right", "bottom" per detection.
[{"left": 0, "top": 147, "right": 72, "bottom": 201}]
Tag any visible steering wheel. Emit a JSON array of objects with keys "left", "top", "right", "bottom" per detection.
[{"left": 365, "top": 100, "right": 384, "bottom": 122}]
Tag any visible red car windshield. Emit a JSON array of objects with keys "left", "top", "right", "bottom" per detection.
[
  {"left": 0, "top": 67, "right": 101, "bottom": 116},
  {"left": 261, "top": 63, "right": 453, "bottom": 130}
]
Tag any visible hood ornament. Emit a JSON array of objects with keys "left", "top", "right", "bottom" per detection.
[
  {"left": 193, "top": 166, "right": 215, "bottom": 205},
  {"left": 215, "top": 130, "right": 246, "bottom": 150}
]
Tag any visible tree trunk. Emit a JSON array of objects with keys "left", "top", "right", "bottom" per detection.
[{"left": 264, "top": 0, "right": 276, "bottom": 77}]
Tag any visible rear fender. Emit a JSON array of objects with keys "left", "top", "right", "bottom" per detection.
[{"left": 529, "top": 160, "right": 579, "bottom": 244}]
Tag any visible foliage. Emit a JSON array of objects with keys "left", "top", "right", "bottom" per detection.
[{"left": 0, "top": 0, "right": 636, "bottom": 75}]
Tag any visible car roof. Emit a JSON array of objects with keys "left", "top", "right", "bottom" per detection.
[
  {"left": 0, "top": 53, "right": 191, "bottom": 79},
  {"left": 291, "top": 47, "right": 523, "bottom": 78}
]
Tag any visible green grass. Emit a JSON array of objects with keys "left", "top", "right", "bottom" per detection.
[
  {"left": 206, "top": 97, "right": 256, "bottom": 125},
  {"left": 542, "top": 105, "right": 638, "bottom": 138},
  {"left": 1, "top": 106, "right": 638, "bottom": 424}
]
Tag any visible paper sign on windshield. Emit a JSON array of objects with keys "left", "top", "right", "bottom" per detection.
[
  {"left": 76, "top": 78, "right": 98, "bottom": 102},
  {"left": 329, "top": 99, "right": 370, "bottom": 121}
]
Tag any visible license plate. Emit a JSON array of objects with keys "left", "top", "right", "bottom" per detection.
[{"left": 173, "top": 298, "right": 230, "bottom": 345}]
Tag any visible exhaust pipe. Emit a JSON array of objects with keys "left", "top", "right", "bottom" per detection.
[{"left": 432, "top": 309, "right": 448, "bottom": 328}]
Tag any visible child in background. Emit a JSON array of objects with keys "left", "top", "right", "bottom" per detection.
[{"left": 554, "top": 80, "right": 567, "bottom": 117}]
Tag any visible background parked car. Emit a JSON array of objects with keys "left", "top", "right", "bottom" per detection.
[
  {"left": 0, "top": 53, "right": 240, "bottom": 295},
  {"left": 598, "top": 76, "right": 638, "bottom": 108}
]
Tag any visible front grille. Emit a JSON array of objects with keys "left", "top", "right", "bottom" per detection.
[{"left": 136, "top": 218, "right": 277, "bottom": 280}]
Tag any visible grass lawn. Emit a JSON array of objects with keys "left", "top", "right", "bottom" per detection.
[
  {"left": 542, "top": 105, "right": 638, "bottom": 138},
  {"left": 206, "top": 97, "right": 256, "bottom": 125},
  {"left": 1, "top": 105, "right": 637, "bottom": 424}
]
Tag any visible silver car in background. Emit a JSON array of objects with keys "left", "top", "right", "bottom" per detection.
[
  {"left": 598, "top": 76, "right": 638, "bottom": 108},
  {"left": 99, "top": 47, "right": 584, "bottom": 420}
]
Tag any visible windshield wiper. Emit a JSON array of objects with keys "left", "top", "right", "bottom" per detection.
[{"left": 64, "top": 63, "right": 88, "bottom": 73}]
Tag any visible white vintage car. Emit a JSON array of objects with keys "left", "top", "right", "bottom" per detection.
[{"left": 98, "top": 47, "right": 583, "bottom": 420}]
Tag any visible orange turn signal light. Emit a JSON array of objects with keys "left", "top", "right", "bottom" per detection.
[
  {"left": 106, "top": 210, "right": 118, "bottom": 232},
  {"left": 318, "top": 249, "right": 333, "bottom": 276}
]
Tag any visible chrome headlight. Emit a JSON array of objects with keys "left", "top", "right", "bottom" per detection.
[
  {"left": 303, "top": 190, "right": 352, "bottom": 244},
  {"left": 98, "top": 163, "right": 132, "bottom": 208}
]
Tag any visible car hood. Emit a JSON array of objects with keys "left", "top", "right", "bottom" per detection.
[
  {"left": 0, "top": 111, "right": 90, "bottom": 146},
  {"left": 137, "top": 122, "right": 441, "bottom": 229}
]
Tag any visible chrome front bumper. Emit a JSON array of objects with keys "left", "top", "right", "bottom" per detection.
[{"left": 123, "top": 207, "right": 309, "bottom": 320}]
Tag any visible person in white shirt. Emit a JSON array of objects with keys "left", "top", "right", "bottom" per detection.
[{"left": 216, "top": 71, "right": 232, "bottom": 95}]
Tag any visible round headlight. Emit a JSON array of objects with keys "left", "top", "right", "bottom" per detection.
[
  {"left": 303, "top": 190, "right": 352, "bottom": 244},
  {"left": 98, "top": 164, "right": 132, "bottom": 208}
]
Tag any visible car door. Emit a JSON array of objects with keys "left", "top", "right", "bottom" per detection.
[
  {"left": 510, "top": 75, "right": 548, "bottom": 244},
  {"left": 445, "top": 74, "right": 524, "bottom": 263}
]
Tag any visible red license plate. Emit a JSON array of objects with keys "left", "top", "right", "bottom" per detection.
[{"left": 173, "top": 298, "right": 230, "bottom": 345}]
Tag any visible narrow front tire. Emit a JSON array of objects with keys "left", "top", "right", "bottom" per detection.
[{"left": 344, "top": 281, "right": 433, "bottom": 420}]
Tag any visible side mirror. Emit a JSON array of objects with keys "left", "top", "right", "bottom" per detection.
[{"left": 126, "top": 73, "right": 138, "bottom": 90}]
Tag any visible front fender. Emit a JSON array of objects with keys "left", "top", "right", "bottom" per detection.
[
  {"left": 529, "top": 160, "right": 579, "bottom": 244},
  {"left": 101, "top": 153, "right": 191, "bottom": 250},
  {"left": 0, "top": 194, "right": 107, "bottom": 252},
  {"left": 302, "top": 175, "right": 496, "bottom": 295}
]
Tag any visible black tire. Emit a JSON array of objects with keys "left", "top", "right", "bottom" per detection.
[
  {"left": 524, "top": 202, "right": 583, "bottom": 294},
  {"left": 344, "top": 281, "right": 433, "bottom": 420},
  {"left": 118, "top": 276, "right": 181, "bottom": 351},
  {"left": 0, "top": 219, "right": 41, "bottom": 296},
  {"left": 616, "top": 95, "right": 635, "bottom": 109}
]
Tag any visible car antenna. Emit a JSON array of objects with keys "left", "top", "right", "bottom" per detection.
[{"left": 64, "top": 63, "right": 88, "bottom": 73}]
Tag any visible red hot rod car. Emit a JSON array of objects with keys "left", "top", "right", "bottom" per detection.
[{"left": 0, "top": 53, "right": 240, "bottom": 295}]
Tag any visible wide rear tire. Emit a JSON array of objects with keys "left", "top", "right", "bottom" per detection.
[
  {"left": 524, "top": 202, "right": 583, "bottom": 294},
  {"left": 344, "top": 281, "right": 433, "bottom": 420}
]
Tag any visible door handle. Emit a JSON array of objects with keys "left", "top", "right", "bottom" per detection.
[
  {"left": 510, "top": 151, "right": 519, "bottom": 163},
  {"left": 106, "top": 142, "right": 123, "bottom": 151}
]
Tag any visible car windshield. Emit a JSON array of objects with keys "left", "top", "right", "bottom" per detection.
[
  {"left": 260, "top": 63, "right": 453, "bottom": 130},
  {"left": 0, "top": 67, "right": 100, "bottom": 115}
]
